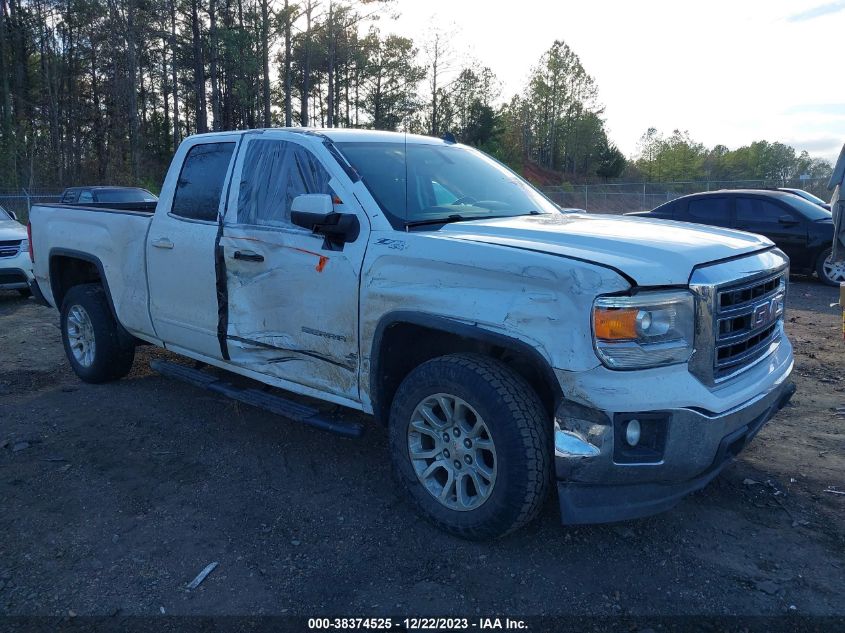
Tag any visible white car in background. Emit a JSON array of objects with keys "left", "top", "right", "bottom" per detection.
[{"left": 0, "top": 205, "right": 34, "bottom": 297}]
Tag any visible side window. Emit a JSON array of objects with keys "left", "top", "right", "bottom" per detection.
[
  {"left": 79, "top": 191, "right": 93, "bottom": 203},
  {"left": 687, "top": 197, "right": 730, "bottom": 224},
  {"left": 61, "top": 190, "right": 78, "bottom": 203},
  {"left": 237, "top": 139, "right": 333, "bottom": 227},
  {"left": 171, "top": 142, "right": 236, "bottom": 221},
  {"left": 760, "top": 200, "right": 789, "bottom": 224},
  {"left": 735, "top": 198, "right": 757, "bottom": 224},
  {"left": 736, "top": 198, "right": 788, "bottom": 224}
]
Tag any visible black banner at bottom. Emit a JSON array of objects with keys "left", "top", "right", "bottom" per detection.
[{"left": 1, "top": 616, "right": 844, "bottom": 633}]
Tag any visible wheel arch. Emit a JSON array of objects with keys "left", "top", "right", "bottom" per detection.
[
  {"left": 48, "top": 248, "right": 120, "bottom": 323},
  {"left": 369, "top": 311, "right": 563, "bottom": 425}
]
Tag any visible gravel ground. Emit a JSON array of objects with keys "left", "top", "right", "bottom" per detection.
[{"left": 0, "top": 279, "right": 843, "bottom": 618}]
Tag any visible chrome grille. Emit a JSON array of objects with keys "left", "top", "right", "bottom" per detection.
[
  {"left": 0, "top": 240, "right": 20, "bottom": 258},
  {"left": 688, "top": 249, "right": 789, "bottom": 387},
  {"left": 713, "top": 272, "right": 785, "bottom": 380}
]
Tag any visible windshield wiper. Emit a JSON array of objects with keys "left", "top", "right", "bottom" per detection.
[
  {"left": 405, "top": 213, "right": 531, "bottom": 229},
  {"left": 405, "top": 214, "right": 473, "bottom": 228}
]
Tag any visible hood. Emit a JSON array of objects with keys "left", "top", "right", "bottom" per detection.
[
  {"left": 0, "top": 219, "right": 26, "bottom": 240},
  {"left": 435, "top": 213, "right": 773, "bottom": 286}
]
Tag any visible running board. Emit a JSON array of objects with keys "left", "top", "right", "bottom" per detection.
[{"left": 150, "top": 359, "right": 365, "bottom": 438}]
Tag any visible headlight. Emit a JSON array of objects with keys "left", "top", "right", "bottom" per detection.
[
  {"left": 592, "top": 290, "right": 695, "bottom": 369},
  {"left": 18, "top": 239, "right": 28, "bottom": 255}
]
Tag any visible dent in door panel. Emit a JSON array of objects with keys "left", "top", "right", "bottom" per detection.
[{"left": 220, "top": 228, "right": 358, "bottom": 397}]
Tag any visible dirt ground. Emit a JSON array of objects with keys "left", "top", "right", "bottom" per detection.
[{"left": 0, "top": 278, "right": 843, "bottom": 619}]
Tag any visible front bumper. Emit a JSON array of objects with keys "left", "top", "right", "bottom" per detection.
[
  {"left": 553, "top": 338, "right": 795, "bottom": 524},
  {"left": 0, "top": 251, "right": 34, "bottom": 290}
]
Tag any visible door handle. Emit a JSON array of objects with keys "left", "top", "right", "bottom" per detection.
[
  {"left": 233, "top": 250, "right": 264, "bottom": 262},
  {"left": 151, "top": 238, "right": 174, "bottom": 249}
]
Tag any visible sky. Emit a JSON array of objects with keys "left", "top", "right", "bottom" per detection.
[{"left": 388, "top": 0, "right": 845, "bottom": 163}]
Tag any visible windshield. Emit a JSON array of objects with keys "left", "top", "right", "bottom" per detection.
[
  {"left": 784, "top": 194, "right": 832, "bottom": 220},
  {"left": 95, "top": 188, "right": 157, "bottom": 203},
  {"left": 0, "top": 206, "right": 11, "bottom": 221},
  {"left": 335, "top": 140, "right": 559, "bottom": 228}
]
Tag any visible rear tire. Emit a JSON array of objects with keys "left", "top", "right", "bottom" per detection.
[
  {"left": 817, "top": 248, "right": 845, "bottom": 286},
  {"left": 388, "top": 353, "right": 552, "bottom": 540},
  {"left": 16, "top": 288, "right": 31, "bottom": 298},
  {"left": 60, "top": 284, "right": 135, "bottom": 383}
]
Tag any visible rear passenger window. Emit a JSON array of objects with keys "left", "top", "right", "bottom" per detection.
[
  {"left": 237, "top": 139, "right": 333, "bottom": 227},
  {"left": 171, "top": 142, "right": 235, "bottom": 221},
  {"left": 687, "top": 198, "right": 730, "bottom": 225}
]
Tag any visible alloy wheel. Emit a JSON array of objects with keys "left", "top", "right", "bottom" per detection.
[
  {"left": 823, "top": 254, "right": 845, "bottom": 284},
  {"left": 66, "top": 304, "right": 96, "bottom": 367},
  {"left": 407, "top": 393, "right": 497, "bottom": 511}
]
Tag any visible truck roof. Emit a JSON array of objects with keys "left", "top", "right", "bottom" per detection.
[
  {"left": 62, "top": 186, "right": 152, "bottom": 192},
  {"left": 183, "top": 128, "right": 453, "bottom": 146}
]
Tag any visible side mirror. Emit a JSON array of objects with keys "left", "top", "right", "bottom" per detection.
[
  {"left": 291, "top": 193, "right": 334, "bottom": 216},
  {"left": 778, "top": 214, "right": 799, "bottom": 226},
  {"left": 290, "top": 194, "right": 360, "bottom": 246},
  {"left": 8, "top": 210, "right": 17, "bottom": 221}
]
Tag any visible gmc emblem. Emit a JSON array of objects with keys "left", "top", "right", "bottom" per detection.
[{"left": 752, "top": 296, "right": 783, "bottom": 328}]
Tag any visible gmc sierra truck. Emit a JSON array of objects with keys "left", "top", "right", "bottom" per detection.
[{"left": 28, "top": 129, "right": 796, "bottom": 539}]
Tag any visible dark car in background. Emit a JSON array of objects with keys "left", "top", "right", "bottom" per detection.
[
  {"left": 777, "top": 187, "right": 831, "bottom": 211},
  {"left": 628, "top": 190, "right": 841, "bottom": 285},
  {"left": 60, "top": 186, "right": 158, "bottom": 212}
]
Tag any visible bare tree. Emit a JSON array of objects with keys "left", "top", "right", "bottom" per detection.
[
  {"left": 281, "top": 0, "right": 294, "bottom": 126},
  {"left": 423, "top": 25, "right": 456, "bottom": 136},
  {"left": 169, "top": 0, "right": 180, "bottom": 150},
  {"left": 209, "top": 0, "right": 221, "bottom": 130},
  {"left": 259, "top": 0, "right": 272, "bottom": 126},
  {"left": 189, "top": 0, "right": 207, "bottom": 133}
]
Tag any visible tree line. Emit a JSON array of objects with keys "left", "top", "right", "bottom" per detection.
[
  {"left": 0, "top": 0, "right": 832, "bottom": 192},
  {"left": 0, "top": 0, "right": 629, "bottom": 190},
  {"left": 630, "top": 128, "right": 833, "bottom": 186}
]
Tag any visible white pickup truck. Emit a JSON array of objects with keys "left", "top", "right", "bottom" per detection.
[{"left": 29, "top": 129, "right": 795, "bottom": 539}]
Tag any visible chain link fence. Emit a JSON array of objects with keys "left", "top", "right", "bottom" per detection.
[
  {"left": 0, "top": 179, "right": 833, "bottom": 224},
  {"left": 540, "top": 178, "right": 832, "bottom": 215},
  {"left": 0, "top": 189, "right": 63, "bottom": 223}
]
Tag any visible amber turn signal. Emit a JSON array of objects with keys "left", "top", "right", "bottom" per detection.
[{"left": 593, "top": 308, "right": 639, "bottom": 340}]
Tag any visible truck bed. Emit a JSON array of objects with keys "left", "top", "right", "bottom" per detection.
[{"left": 28, "top": 202, "right": 157, "bottom": 339}]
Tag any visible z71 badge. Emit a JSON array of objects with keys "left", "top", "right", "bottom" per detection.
[{"left": 375, "top": 238, "right": 408, "bottom": 251}]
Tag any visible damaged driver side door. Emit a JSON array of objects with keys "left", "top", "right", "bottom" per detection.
[{"left": 219, "top": 132, "right": 369, "bottom": 402}]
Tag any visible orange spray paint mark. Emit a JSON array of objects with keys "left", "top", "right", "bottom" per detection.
[{"left": 291, "top": 247, "right": 330, "bottom": 273}]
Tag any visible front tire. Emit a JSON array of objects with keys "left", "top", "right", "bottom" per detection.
[
  {"left": 17, "top": 288, "right": 31, "bottom": 298},
  {"left": 60, "top": 284, "right": 135, "bottom": 383},
  {"left": 388, "top": 353, "right": 551, "bottom": 540},
  {"left": 817, "top": 248, "right": 845, "bottom": 286}
]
